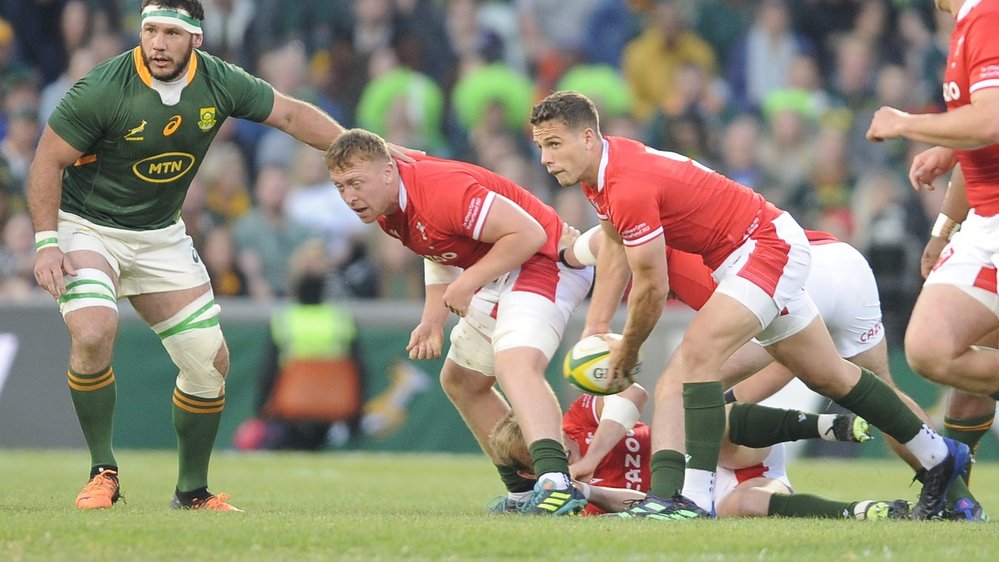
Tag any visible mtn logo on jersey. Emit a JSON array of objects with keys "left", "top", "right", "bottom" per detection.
[
  {"left": 198, "top": 107, "right": 217, "bottom": 132},
  {"left": 132, "top": 152, "right": 196, "bottom": 183}
]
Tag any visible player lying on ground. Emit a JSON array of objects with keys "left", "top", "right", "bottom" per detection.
[{"left": 490, "top": 384, "right": 911, "bottom": 520}]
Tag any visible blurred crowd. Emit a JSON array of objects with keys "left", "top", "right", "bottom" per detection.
[{"left": 0, "top": 0, "right": 954, "bottom": 340}]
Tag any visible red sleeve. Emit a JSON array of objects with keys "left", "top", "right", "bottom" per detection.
[
  {"left": 605, "top": 174, "right": 665, "bottom": 247},
  {"left": 423, "top": 169, "right": 496, "bottom": 240},
  {"left": 562, "top": 394, "right": 599, "bottom": 436},
  {"left": 966, "top": 10, "right": 999, "bottom": 92}
]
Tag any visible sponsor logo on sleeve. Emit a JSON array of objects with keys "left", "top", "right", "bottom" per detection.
[{"left": 463, "top": 197, "right": 482, "bottom": 230}]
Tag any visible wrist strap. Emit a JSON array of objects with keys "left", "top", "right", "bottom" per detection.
[
  {"left": 930, "top": 213, "right": 959, "bottom": 241},
  {"left": 558, "top": 248, "right": 586, "bottom": 270},
  {"left": 34, "top": 230, "right": 59, "bottom": 251}
]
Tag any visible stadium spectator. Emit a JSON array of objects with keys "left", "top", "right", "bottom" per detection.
[
  {"left": 236, "top": 240, "right": 365, "bottom": 451},
  {"left": 201, "top": 223, "right": 267, "bottom": 299},
  {"left": 530, "top": 90, "right": 969, "bottom": 521},
  {"left": 26, "top": 0, "right": 401, "bottom": 513},
  {"left": 39, "top": 47, "right": 97, "bottom": 125},
  {"left": 621, "top": 0, "right": 716, "bottom": 122},
  {"left": 1, "top": 104, "right": 40, "bottom": 196},
  {"left": 198, "top": 0, "right": 256, "bottom": 68},
  {"left": 725, "top": 0, "right": 816, "bottom": 114},
  {"left": 232, "top": 165, "right": 317, "bottom": 298},
  {"left": 0, "top": 210, "right": 37, "bottom": 299},
  {"left": 325, "top": 128, "right": 593, "bottom": 515}
]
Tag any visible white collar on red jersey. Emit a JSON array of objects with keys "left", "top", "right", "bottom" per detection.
[
  {"left": 596, "top": 138, "right": 610, "bottom": 192},
  {"left": 958, "top": 0, "right": 981, "bottom": 22},
  {"left": 398, "top": 178, "right": 409, "bottom": 211}
]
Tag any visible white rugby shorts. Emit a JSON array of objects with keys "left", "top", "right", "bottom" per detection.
[
  {"left": 59, "top": 210, "right": 210, "bottom": 298},
  {"left": 446, "top": 257, "right": 593, "bottom": 376}
]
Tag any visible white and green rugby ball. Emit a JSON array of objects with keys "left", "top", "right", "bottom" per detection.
[{"left": 562, "top": 333, "right": 641, "bottom": 395}]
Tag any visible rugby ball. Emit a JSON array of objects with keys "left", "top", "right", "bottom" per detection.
[{"left": 562, "top": 333, "right": 641, "bottom": 395}]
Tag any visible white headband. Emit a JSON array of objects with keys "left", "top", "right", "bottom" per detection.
[{"left": 140, "top": 5, "right": 202, "bottom": 35}]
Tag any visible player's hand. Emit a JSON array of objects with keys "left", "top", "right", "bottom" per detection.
[
  {"left": 581, "top": 324, "right": 611, "bottom": 339},
  {"left": 406, "top": 322, "right": 444, "bottom": 360},
  {"left": 605, "top": 336, "right": 638, "bottom": 390},
  {"left": 558, "top": 222, "right": 580, "bottom": 252},
  {"left": 569, "top": 458, "right": 598, "bottom": 483},
  {"left": 920, "top": 236, "right": 949, "bottom": 279},
  {"left": 33, "top": 247, "right": 76, "bottom": 299},
  {"left": 866, "top": 106, "right": 909, "bottom": 142},
  {"left": 387, "top": 142, "right": 424, "bottom": 164},
  {"left": 442, "top": 277, "right": 476, "bottom": 317},
  {"left": 909, "top": 146, "right": 957, "bottom": 191}
]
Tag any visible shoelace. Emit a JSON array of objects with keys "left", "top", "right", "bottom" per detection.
[
  {"left": 192, "top": 493, "right": 233, "bottom": 510},
  {"left": 82, "top": 473, "right": 118, "bottom": 496}
]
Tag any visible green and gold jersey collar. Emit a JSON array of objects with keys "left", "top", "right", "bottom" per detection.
[{"left": 131, "top": 46, "right": 198, "bottom": 89}]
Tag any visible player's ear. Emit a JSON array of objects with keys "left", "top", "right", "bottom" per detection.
[
  {"left": 192, "top": 33, "right": 204, "bottom": 48},
  {"left": 382, "top": 158, "right": 395, "bottom": 183},
  {"left": 517, "top": 469, "right": 537, "bottom": 480}
]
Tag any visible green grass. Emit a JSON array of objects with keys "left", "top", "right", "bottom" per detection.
[{"left": 1, "top": 451, "right": 997, "bottom": 561}]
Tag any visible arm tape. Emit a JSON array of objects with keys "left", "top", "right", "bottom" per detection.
[
  {"left": 423, "top": 259, "right": 462, "bottom": 285},
  {"left": 930, "top": 213, "right": 959, "bottom": 241},
  {"left": 600, "top": 394, "right": 641, "bottom": 431}
]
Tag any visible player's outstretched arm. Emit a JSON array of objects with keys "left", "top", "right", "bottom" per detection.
[
  {"left": 570, "top": 384, "right": 648, "bottom": 482},
  {"left": 263, "top": 90, "right": 346, "bottom": 151},
  {"left": 579, "top": 482, "right": 645, "bottom": 513},
  {"left": 28, "top": 126, "right": 83, "bottom": 298},
  {"left": 867, "top": 89, "right": 999, "bottom": 149}
]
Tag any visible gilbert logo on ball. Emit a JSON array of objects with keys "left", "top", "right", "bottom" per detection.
[{"left": 562, "top": 333, "right": 641, "bottom": 396}]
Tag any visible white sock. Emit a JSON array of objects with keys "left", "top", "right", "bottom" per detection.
[
  {"left": 508, "top": 490, "right": 532, "bottom": 501},
  {"left": 905, "top": 424, "right": 950, "bottom": 469},
  {"left": 537, "top": 471, "right": 571, "bottom": 490},
  {"left": 852, "top": 500, "right": 875, "bottom": 520},
  {"left": 817, "top": 414, "right": 838, "bottom": 441},
  {"left": 680, "top": 468, "right": 715, "bottom": 512}
]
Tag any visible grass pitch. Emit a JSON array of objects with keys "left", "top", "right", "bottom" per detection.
[{"left": 1, "top": 450, "right": 996, "bottom": 561}]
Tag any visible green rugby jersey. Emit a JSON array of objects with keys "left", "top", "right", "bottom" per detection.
[{"left": 48, "top": 47, "right": 274, "bottom": 230}]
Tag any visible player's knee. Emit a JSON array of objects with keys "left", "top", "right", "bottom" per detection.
[
  {"left": 155, "top": 294, "right": 227, "bottom": 398},
  {"left": 904, "top": 331, "right": 951, "bottom": 383},
  {"left": 68, "top": 318, "right": 116, "bottom": 357},
  {"left": 440, "top": 363, "right": 492, "bottom": 399}
]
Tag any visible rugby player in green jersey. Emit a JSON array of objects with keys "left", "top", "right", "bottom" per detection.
[{"left": 27, "top": 0, "right": 391, "bottom": 511}]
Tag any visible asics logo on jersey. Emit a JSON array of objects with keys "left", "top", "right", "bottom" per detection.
[
  {"left": 164, "top": 115, "right": 182, "bottom": 136},
  {"left": 416, "top": 221, "right": 428, "bottom": 241},
  {"left": 124, "top": 120, "right": 147, "bottom": 141},
  {"left": 132, "top": 152, "right": 196, "bottom": 183}
]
